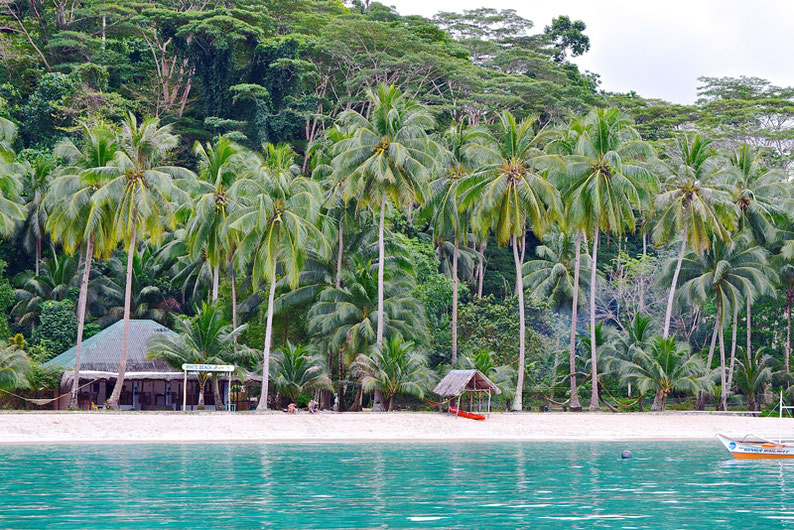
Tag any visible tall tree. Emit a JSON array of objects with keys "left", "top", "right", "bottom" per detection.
[
  {"left": 559, "top": 108, "right": 655, "bottom": 410},
  {"left": 229, "top": 143, "right": 327, "bottom": 411},
  {"left": 92, "top": 114, "right": 190, "bottom": 409},
  {"left": 333, "top": 84, "right": 435, "bottom": 411},
  {"left": 461, "top": 111, "right": 562, "bottom": 410},
  {"left": 48, "top": 124, "right": 119, "bottom": 409},
  {"left": 654, "top": 134, "right": 734, "bottom": 340}
]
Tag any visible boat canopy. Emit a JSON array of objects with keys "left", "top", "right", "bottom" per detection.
[{"left": 433, "top": 369, "right": 501, "bottom": 396}]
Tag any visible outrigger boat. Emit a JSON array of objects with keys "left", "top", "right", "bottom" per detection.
[{"left": 718, "top": 392, "right": 794, "bottom": 459}]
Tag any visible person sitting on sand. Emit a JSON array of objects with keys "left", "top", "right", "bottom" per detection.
[
  {"left": 287, "top": 403, "right": 296, "bottom": 414},
  {"left": 308, "top": 398, "right": 318, "bottom": 414}
]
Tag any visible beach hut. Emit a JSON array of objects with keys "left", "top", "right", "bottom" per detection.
[
  {"left": 433, "top": 369, "right": 500, "bottom": 414},
  {"left": 44, "top": 320, "right": 244, "bottom": 411}
]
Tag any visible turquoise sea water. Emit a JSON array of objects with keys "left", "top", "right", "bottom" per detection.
[{"left": 1, "top": 441, "right": 793, "bottom": 528}]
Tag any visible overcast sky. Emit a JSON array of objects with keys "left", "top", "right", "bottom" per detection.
[{"left": 389, "top": 0, "right": 794, "bottom": 104}]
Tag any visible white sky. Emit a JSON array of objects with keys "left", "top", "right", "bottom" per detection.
[{"left": 388, "top": 0, "right": 794, "bottom": 104}]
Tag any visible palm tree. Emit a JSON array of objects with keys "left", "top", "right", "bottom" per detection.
[
  {"left": 12, "top": 253, "right": 78, "bottom": 328},
  {"left": 92, "top": 114, "right": 190, "bottom": 409},
  {"left": 523, "top": 228, "right": 591, "bottom": 311},
  {"left": 774, "top": 255, "right": 794, "bottom": 373},
  {"left": 187, "top": 137, "right": 251, "bottom": 301},
  {"left": 147, "top": 302, "right": 245, "bottom": 409},
  {"left": 558, "top": 108, "right": 656, "bottom": 410},
  {"left": 724, "top": 143, "right": 785, "bottom": 369},
  {"left": 308, "top": 259, "right": 427, "bottom": 410},
  {"left": 733, "top": 346, "right": 773, "bottom": 411},
  {"left": 48, "top": 123, "right": 120, "bottom": 409},
  {"left": 426, "top": 123, "right": 476, "bottom": 364},
  {"left": 270, "top": 342, "right": 332, "bottom": 405},
  {"left": 617, "top": 336, "right": 708, "bottom": 411},
  {"left": 18, "top": 156, "right": 56, "bottom": 275},
  {"left": 0, "top": 117, "right": 26, "bottom": 236},
  {"left": 229, "top": 143, "right": 327, "bottom": 410},
  {"left": 0, "top": 343, "right": 32, "bottom": 392},
  {"left": 332, "top": 85, "right": 435, "bottom": 382},
  {"left": 460, "top": 111, "right": 563, "bottom": 410},
  {"left": 653, "top": 134, "right": 734, "bottom": 339},
  {"left": 351, "top": 333, "right": 433, "bottom": 411},
  {"left": 674, "top": 234, "right": 774, "bottom": 410}
]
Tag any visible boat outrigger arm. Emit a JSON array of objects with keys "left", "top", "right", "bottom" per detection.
[{"left": 718, "top": 392, "right": 794, "bottom": 459}]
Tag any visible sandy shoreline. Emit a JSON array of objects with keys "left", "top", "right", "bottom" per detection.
[{"left": 1, "top": 411, "right": 792, "bottom": 444}]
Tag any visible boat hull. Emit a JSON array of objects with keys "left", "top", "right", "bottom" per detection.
[
  {"left": 449, "top": 406, "right": 486, "bottom": 421},
  {"left": 718, "top": 434, "right": 794, "bottom": 459}
]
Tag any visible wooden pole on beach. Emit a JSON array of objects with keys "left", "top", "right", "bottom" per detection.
[{"left": 182, "top": 370, "right": 187, "bottom": 412}]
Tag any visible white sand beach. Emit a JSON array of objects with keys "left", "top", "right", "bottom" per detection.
[{"left": 0, "top": 411, "right": 791, "bottom": 444}]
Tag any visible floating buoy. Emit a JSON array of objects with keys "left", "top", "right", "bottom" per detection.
[{"left": 621, "top": 450, "right": 632, "bottom": 459}]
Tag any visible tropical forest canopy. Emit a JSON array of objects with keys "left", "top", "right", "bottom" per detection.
[{"left": 1, "top": 0, "right": 794, "bottom": 412}]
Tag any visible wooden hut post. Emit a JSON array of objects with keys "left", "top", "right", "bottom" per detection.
[
  {"left": 488, "top": 390, "right": 491, "bottom": 414},
  {"left": 456, "top": 394, "right": 461, "bottom": 417}
]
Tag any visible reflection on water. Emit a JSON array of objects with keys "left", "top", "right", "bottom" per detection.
[{"left": 1, "top": 441, "right": 793, "bottom": 528}]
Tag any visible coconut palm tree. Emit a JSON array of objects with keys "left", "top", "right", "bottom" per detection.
[
  {"left": 333, "top": 84, "right": 435, "bottom": 354},
  {"left": 774, "top": 254, "right": 794, "bottom": 373},
  {"left": 617, "top": 336, "right": 708, "bottom": 411},
  {"left": 228, "top": 143, "right": 328, "bottom": 411},
  {"left": 351, "top": 333, "right": 434, "bottom": 411},
  {"left": 460, "top": 111, "right": 563, "bottom": 410},
  {"left": 653, "top": 134, "right": 735, "bottom": 339},
  {"left": 17, "top": 157, "right": 56, "bottom": 276},
  {"left": 0, "top": 342, "right": 32, "bottom": 392},
  {"left": 674, "top": 234, "right": 774, "bottom": 410},
  {"left": 0, "top": 117, "right": 26, "bottom": 237},
  {"left": 558, "top": 108, "right": 656, "bottom": 410},
  {"left": 270, "top": 342, "right": 332, "bottom": 405},
  {"left": 426, "top": 123, "right": 477, "bottom": 364},
  {"left": 523, "top": 228, "right": 592, "bottom": 311},
  {"left": 733, "top": 346, "right": 773, "bottom": 411},
  {"left": 147, "top": 302, "right": 246, "bottom": 409},
  {"left": 12, "top": 253, "right": 78, "bottom": 329},
  {"left": 47, "top": 123, "right": 120, "bottom": 408},
  {"left": 91, "top": 114, "right": 191, "bottom": 409},
  {"left": 187, "top": 137, "right": 252, "bottom": 301}
]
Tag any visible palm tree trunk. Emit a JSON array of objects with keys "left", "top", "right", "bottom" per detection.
[
  {"left": 336, "top": 221, "right": 344, "bottom": 289},
  {"left": 372, "top": 196, "right": 388, "bottom": 413},
  {"left": 477, "top": 241, "right": 486, "bottom": 298},
  {"left": 651, "top": 389, "right": 664, "bottom": 411},
  {"left": 198, "top": 378, "right": 206, "bottom": 410},
  {"left": 231, "top": 268, "right": 238, "bottom": 332},
  {"left": 639, "top": 232, "right": 646, "bottom": 314},
  {"left": 212, "top": 263, "right": 219, "bottom": 301},
  {"left": 451, "top": 238, "right": 459, "bottom": 365},
  {"left": 511, "top": 234, "right": 526, "bottom": 411},
  {"left": 728, "top": 304, "right": 738, "bottom": 389},
  {"left": 786, "top": 299, "right": 792, "bottom": 373},
  {"left": 514, "top": 233, "right": 526, "bottom": 296},
  {"left": 257, "top": 260, "right": 278, "bottom": 411},
  {"left": 746, "top": 295, "right": 752, "bottom": 366},
  {"left": 212, "top": 374, "right": 223, "bottom": 410},
  {"left": 663, "top": 231, "right": 687, "bottom": 339},
  {"left": 68, "top": 235, "right": 94, "bottom": 410},
  {"left": 106, "top": 222, "right": 136, "bottom": 410},
  {"left": 376, "top": 196, "right": 387, "bottom": 347},
  {"left": 568, "top": 230, "right": 583, "bottom": 411},
  {"left": 35, "top": 236, "right": 41, "bottom": 276},
  {"left": 698, "top": 310, "right": 721, "bottom": 410},
  {"left": 388, "top": 394, "right": 394, "bottom": 412},
  {"left": 719, "top": 316, "right": 728, "bottom": 411},
  {"left": 589, "top": 229, "right": 600, "bottom": 412}
]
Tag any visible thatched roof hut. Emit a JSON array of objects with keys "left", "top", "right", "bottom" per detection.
[{"left": 433, "top": 369, "right": 501, "bottom": 397}]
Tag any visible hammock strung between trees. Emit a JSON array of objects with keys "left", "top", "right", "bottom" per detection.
[{"left": 0, "top": 379, "right": 99, "bottom": 406}]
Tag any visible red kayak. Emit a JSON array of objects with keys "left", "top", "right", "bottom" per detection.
[{"left": 449, "top": 405, "right": 486, "bottom": 421}]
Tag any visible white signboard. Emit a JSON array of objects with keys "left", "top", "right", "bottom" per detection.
[{"left": 181, "top": 363, "right": 234, "bottom": 372}]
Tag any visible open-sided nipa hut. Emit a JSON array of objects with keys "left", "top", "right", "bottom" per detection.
[{"left": 433, "top": 369, "right": 500, "bottom": 414}]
